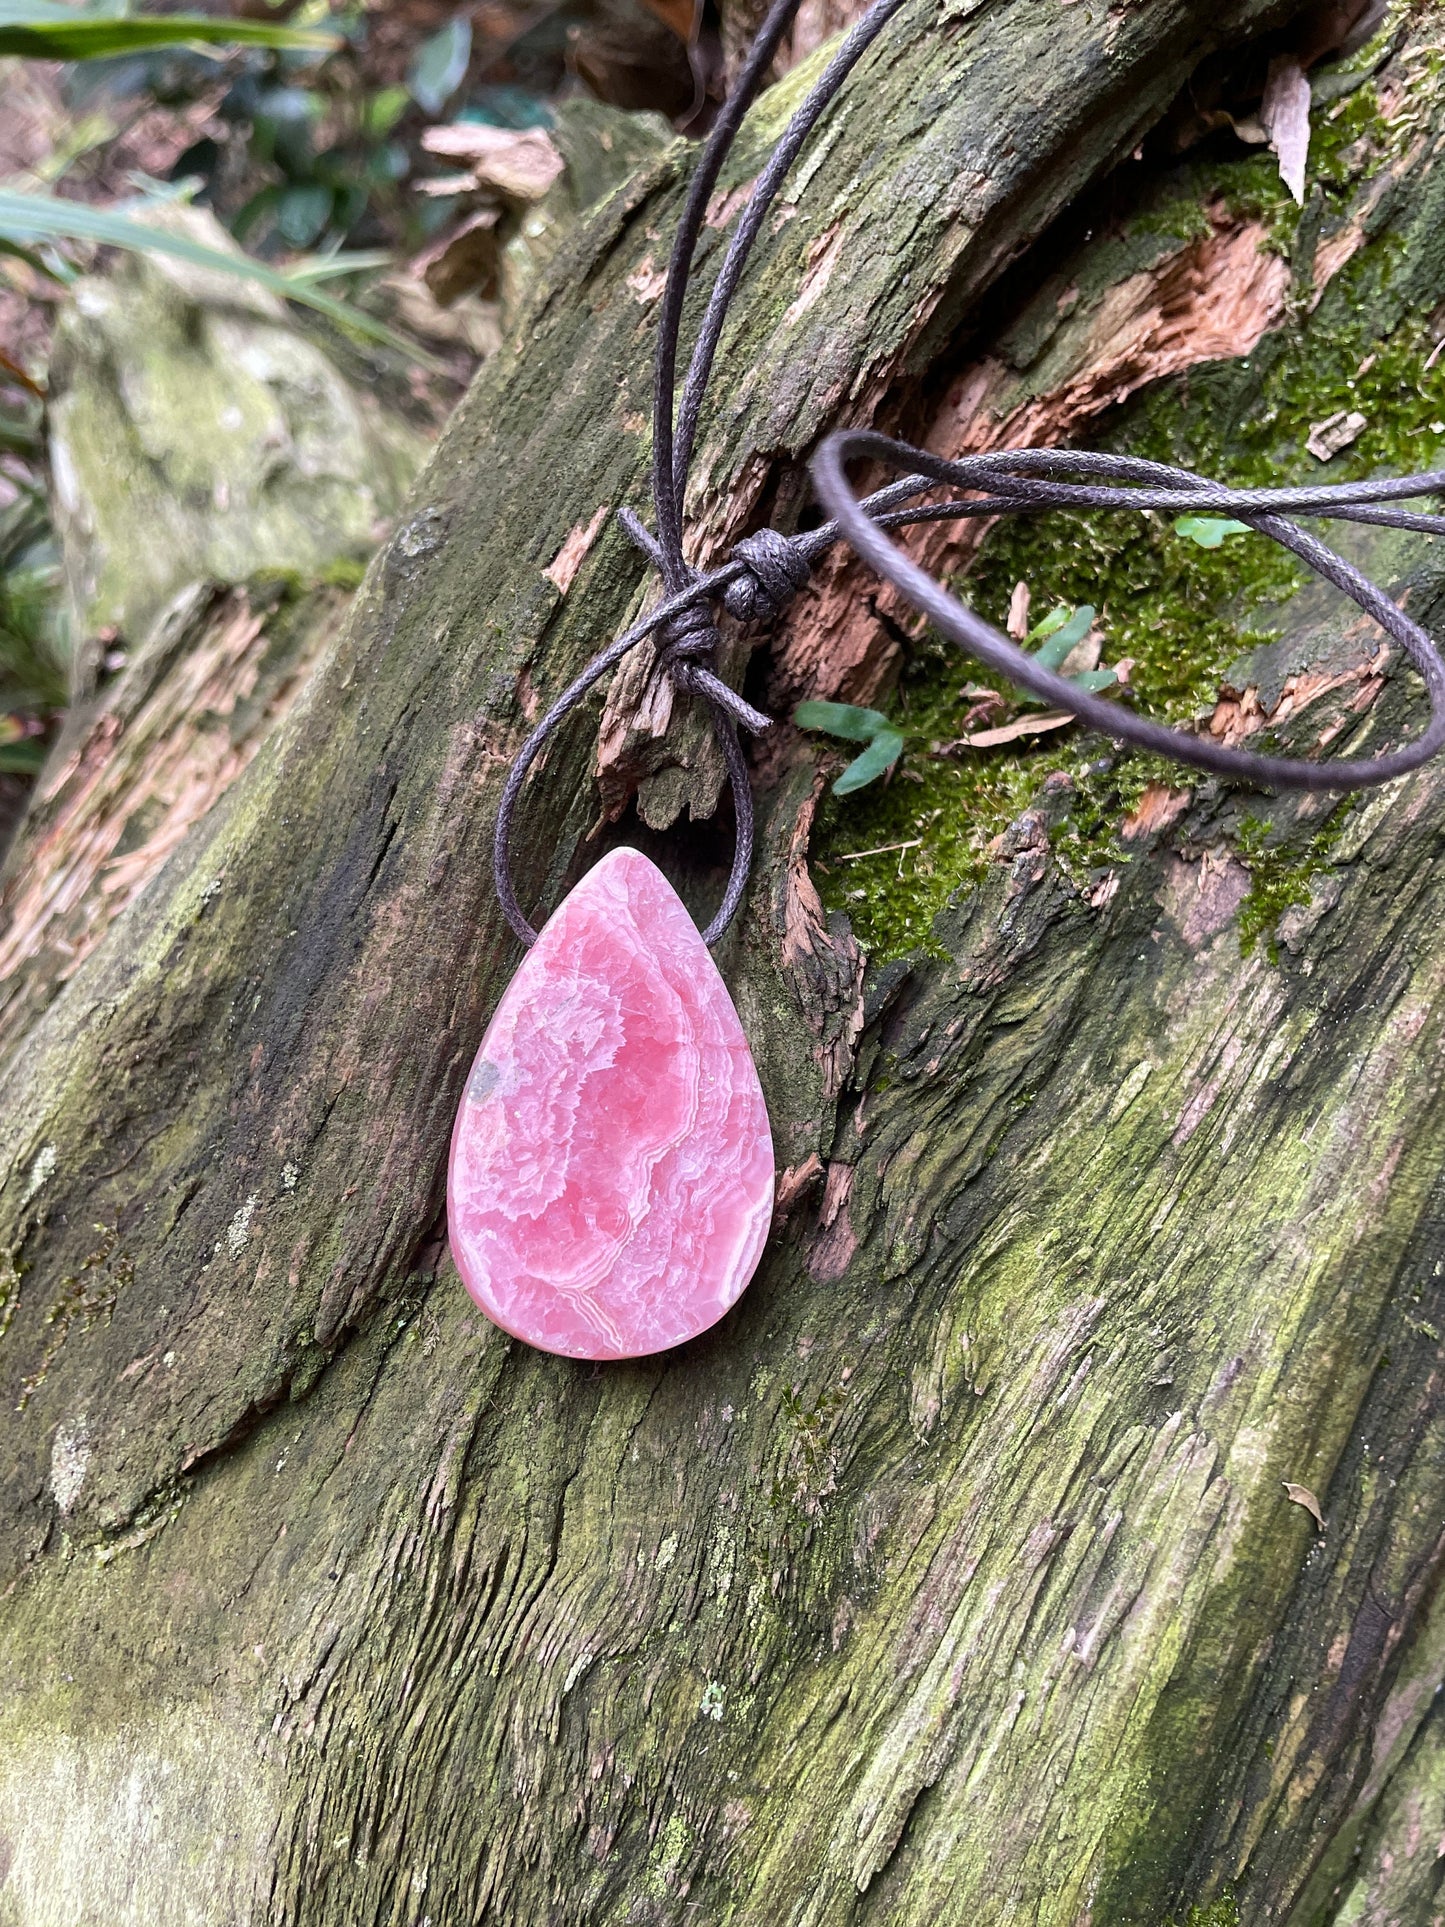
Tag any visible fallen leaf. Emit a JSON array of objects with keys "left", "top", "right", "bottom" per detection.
[
  {"left": 1261, "top": 54, "right": 1311, "bottom": 204},
  {"left": 1174, "top": 513, "right": 1251, "bottom": 548},
  {"left": 1283, "top": 1480, "right": 1326, "bottom": 1531},
  {"left": 414, "top": 207, "right": 500, "bottom": 307},
  {"left": 1058, "top": 630, "right": 1103, "bottom": 677},
  {"left": 958, "top": 710, "right": 1077, "bottom": 749},
  {"left": 1306, "top": 408, "right": 1368, "bottom": 461}
]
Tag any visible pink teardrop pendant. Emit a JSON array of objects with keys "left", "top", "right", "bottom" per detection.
[{"left": 448, "top": 847, "right": 775, "bottom": 1359}]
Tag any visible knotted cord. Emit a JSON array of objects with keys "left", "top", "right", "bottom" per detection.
[{"left": 493, "top": 0, "right": 1445, "bottom": 947}]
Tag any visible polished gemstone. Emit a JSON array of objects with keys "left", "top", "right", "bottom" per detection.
[{"left": 448, "top": 847, "right": 774, "bottom": 1359}]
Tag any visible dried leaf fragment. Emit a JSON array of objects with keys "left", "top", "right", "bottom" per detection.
[
  {"left": 958, "top": 710, "right": 1076, "bottom": 749},
  {"left": 1283, "top": 1480, "right": 1326, "bottom": 1531},
  {"left": 421, "top": 124, "right": 564, "bottom": 205}
]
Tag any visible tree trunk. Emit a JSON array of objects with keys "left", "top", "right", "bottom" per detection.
[{"left": 4, "top": 3, "right": 1445, "bottom": 1922}]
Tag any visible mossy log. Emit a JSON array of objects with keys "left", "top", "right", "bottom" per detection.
[{"left": 5, "top": 3, "right": 1445, "bottom": 1922}]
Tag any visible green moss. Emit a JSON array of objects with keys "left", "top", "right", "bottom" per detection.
[
  {"left": 811, "top": 43, "right": 1445, "bottom": 962},
  {"left": 248, "top": 559, "right": 368, "bottom": 602},
  {"left": 1162, "top": 1901, "right": 1239, "bottom": 1927},
  {"left": 1233, "top": 813, "right": 1335, "bottom": 963},
  {"left": 0, "top": 1246, "right": 22, "bottom": 1342},
  {"left": 17, "top": 1223, "right": 133, "bottom": 1410},
  {"left": 319, "top": 555, "right": 368, "bottom": 592},
  {"left": 770, "top": 1380, "right": 847, "bottom": 1513},
  {"left": 809, "top": 473, "right": 1301, "bottom": 958}
]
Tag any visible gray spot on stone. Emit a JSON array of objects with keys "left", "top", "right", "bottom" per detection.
[
  {"left": 467, "top": 1058, "right": 502, "bottom": 1104},
  {"left": 395, "top": 507, "right": 447, "bottom": 560}
]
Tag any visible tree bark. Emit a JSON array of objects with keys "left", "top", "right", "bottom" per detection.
[{"left": 6, "top": 2, "right": 1445, "bottom": 1922}]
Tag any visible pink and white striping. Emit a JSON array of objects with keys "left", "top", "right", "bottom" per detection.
[{"left": 448, "top": 846, "right": 774, "bottom": 1359}]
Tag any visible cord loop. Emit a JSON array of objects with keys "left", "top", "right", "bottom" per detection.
[{"left": 491, "top": 0, "right": 1445, "bottom": 953}]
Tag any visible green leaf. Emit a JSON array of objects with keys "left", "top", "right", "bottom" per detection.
[
  {"left": 0, "top": 231, "right": 75, "bottom": 282},
  {"left": 1067, "top": 667, "right": 1119, "bottom": 694},
  {"left": 0, "top": 190, "right": 439, "bottom": 369},
  {"left": 0, "top": 737, "right": 47, "bottom": 775},
  {"left": 833, "top": 729, "right": 905, "bottom": 795},
  {"left": 1026, "top": 602, "right": 1074, "bottom": 643},
  {"left": 0, "top": 7, "right": 339, "bottom": 59},
  {"left": 282, "top": 248, "right": 393, "bottom": 286},
  {"left": 363, "top": 85, "right": 411, "bottom": 140},
  {"left": 407, "top": 16, "right": 471, "bottom": 115},
  {"left": 275, "top": 182, "right": 333, "bottom": 249},
  {"left": 793, "top": 699, "right": 891, "bottom": 743},
  {"left": 1032, "top": 604, "right": 1095, "bottom": 672},
  {"left": 1173, "top": 514, "right": 1251, "bottom": 548}
]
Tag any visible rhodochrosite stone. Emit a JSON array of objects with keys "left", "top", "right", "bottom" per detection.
[{"left": 448, "top": 847, "right": 774, "bottom": 1359}]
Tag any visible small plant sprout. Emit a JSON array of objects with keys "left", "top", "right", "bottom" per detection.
[
  {"left": 792, "top": 701, "right": 906, "bottom": 795},
  {"left": 1173, "top": 514, "right": 1252, "bottom": 548},
  {"left": 1018, "top": 602, "right": 1119, "bottom": 699},
  {"left": 795, "top": 603, "right": 1125, "bottom": 792}
]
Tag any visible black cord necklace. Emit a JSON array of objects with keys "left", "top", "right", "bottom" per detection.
[{"left": 463, "top": 0, "right": 1445, "bottom": 1361}]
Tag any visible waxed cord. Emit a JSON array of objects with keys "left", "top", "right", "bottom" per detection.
[{"left": 494, "top": 0, "right": 1445, "bottom": 947}]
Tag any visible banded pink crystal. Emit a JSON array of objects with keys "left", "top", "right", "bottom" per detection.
[{"left": 448, "top": 847, "right": 774, "bottom": 1359}]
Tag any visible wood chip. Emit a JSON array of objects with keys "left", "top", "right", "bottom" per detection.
[
  {"left": 1306, "top": 408, "right": 1367, "bottom": 461},
  {"left": 1261, "top": 53, "right": 1311, "bottom": 204},
  {"left": 1283, "top": 1480, "right": 1326, "bottom": 1531},
  {"left": 1120, "top": 781, "right": 1190, "bottom": 840},
  {"left": 1006, "top": 580, "right": 1031, "bottom": 640}
]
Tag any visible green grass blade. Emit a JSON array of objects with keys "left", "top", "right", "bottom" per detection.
[
  {"left": 283, "top": 248, "right": 394, "bottom": 286},
  {"left": 0, "top": 191, "right": 439, "bottom": 369},
  {"left": 833, "top": 728, "right": 904, "bottom": 794},
  {"left": 0, "top": 9, "right": 338, "bottom": 58},
  {"left": 793, "top": 699, "right": 891, "bottom": 744}
]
